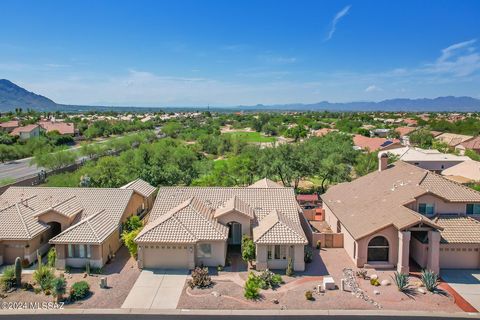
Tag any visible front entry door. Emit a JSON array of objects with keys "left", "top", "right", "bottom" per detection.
[{"left": 229, "top": 222, "right": 242, "bottom": 245}]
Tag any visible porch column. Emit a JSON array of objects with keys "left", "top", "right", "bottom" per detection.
[
  {"left": 255, "top": 245, "right": 267, "bottom": 270},
  {"left": 427, "top": 230, "right": 440, "bottom": 274},
  {"left": 397, "top": 231, "right": 411, "bottom": 274}
]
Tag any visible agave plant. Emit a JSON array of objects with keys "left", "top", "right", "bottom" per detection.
[
  {"left": 421, "top": 269, "right": 439, "bottom": 292},
  {"left": 392, "top": 272, "right": 409, "bottom": 292}
]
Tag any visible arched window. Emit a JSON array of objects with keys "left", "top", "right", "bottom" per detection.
[{"left": 367, "top": 236, "right": 389, "bottom": 262}]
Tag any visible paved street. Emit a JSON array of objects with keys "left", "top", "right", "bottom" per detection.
[
  {"left": 441, "top": 269, "right": 480, "bottom": 312},
  {"left": 121, "top": 269, "right": 188, "bottom": 309},
  {"left": 0, "top": 157, "right": 44, "bottom": 181}
]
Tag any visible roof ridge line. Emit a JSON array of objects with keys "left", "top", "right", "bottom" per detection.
[
  {"left": 51, "top": 195, "right": 77, "bottom": 208},
  {"left": 15, "top": 203, "right": 31, "bottom": 238},
  {"left": 86, "top": 219, "right": 101, "bottom": 242},
  {"left": 171, "top": 214, "right": 197, "bottom": 241}
]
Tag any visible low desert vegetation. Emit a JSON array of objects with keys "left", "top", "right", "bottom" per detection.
[{"left": 187, "top": 267, "right": 212, "bottom": 289}]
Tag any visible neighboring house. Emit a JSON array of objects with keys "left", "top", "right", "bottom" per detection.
[
  {"left": 0, "top": 179, "right": 155, "bottom": 268},
  {"left": 370, "top": 128, "right": 390, "bottom": 138},
  {"left": 120, "top": 178, "right": 157, "bottom": 214},
  {"left": 394, "top": 126, "right": 417, "bottom": 145},
  {"left": 403, "top": 118, "right": 418, "bottom": 127},
  {"left": 380, "top": 146, "right": 470, "bottom": 172},
  {"left": 39, "top": 120, "right": 76, "bottom": 136},
  {"left": 442, "top": 160, "right": 480, "bottom": 184},
  {"left": 353, "top": 135, "right": 402, "bottom": 152},
  {"left": 10, "top": 124, "right": 41, "bottom": 140},
  {"left": 455, "top": 136, "right": 480, "bottom": 155},
  {"left": 135, "top": 178, "right": 308, "bottom": 271},
  {"left": 436, "top": 132, "right": 474, "bottom": 148},
  {"left": 0, "top": 120, "right": 19, "bottom": 133},
  {"left": 322, "top": 156, "right": 480, "bottom": 273}
]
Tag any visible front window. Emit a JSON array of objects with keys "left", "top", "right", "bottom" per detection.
[
  {"left": 197, "top": 243, "right": 212, "bottom": 258},
  {"left": 269, "top": 245, "right": 287, "bottom": 260},
  {"left": 467, "top": 204, "right": 480, "bottom": 215},
  {"left": 67, "top": 244, "right": 92, "bottom": 259},
  {"left": 418, "top": 203, "right": 434, "bottom": 216}
]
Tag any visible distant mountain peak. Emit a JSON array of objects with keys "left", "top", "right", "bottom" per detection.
[{"left": 0, "top": 79, "right": 57, "bottom": 111}]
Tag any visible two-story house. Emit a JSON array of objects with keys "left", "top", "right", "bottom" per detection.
[{"left": 321, "top": 154, "right": 480, "bottom": 274}]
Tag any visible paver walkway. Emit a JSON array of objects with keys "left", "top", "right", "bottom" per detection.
[
  {"left": 441, "top": 269, "right": 480, "bottom": 312},
  {"left": 121, "top": 269, "right": 188, "bottom": 309}
]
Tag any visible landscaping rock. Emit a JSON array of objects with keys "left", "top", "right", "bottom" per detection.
[
  {"left": 370, "top": 274, "right": 378, "bottom": 280},
  {"left": 381, "top": 279, "right": 391, "bottom": 286},
  {"left": 272, "top": 298, "right": 279, "bottom": 304},
  {"left": 211, "top": 291, "right": 221, "bottom": 297},
  {"left": 417, "top": 288, "right": 427, "bottom": 294},
  {"left": 373, "top": 290, "right": 380, "bottom": 295}
]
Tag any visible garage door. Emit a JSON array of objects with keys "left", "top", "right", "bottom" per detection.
[
  {"left": 4, "top": 244, "right": 25, "bottom": 264},
  {"left": 440, "top": 246, "right": 480, "bottom": 269},
  {"left": 142, "top": 244, "right": 190, "bottom": 269}
]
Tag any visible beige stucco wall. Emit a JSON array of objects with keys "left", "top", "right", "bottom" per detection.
[
  {"left": 0, "top": 228, "right": 53, "bottom": 265},
  {"left": 357, "top": 225, "right": 399, "bottom": 267},
  {"left": 37, "top": 211, "right": 73, "bottom": 231},
  {"left": 413, "top": 194, "right": 471, "bottom": 215},
  {"left": 216, "top": 211, "right": 251, "bottom": 238},
  {"left": 406, "top": 160, "right": 463, "bottom": 172},
  {"left": 195, "top": 241, "right": 227, "bottom": 267},
  {"left": 256, "top": 244, "right": 305, "bottom": 271},
  {"left": 410, "top": 236, "right": 428, "bottom": 268}
]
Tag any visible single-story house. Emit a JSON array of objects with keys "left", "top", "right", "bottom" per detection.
[
  {"left": 10, "top": 124, "right": 42, "bottom": 140},
  {"left": 321, "top": 155, "right": 480, "bottom": 274},
  {"left": 442, "top": 160, "right": 480, "bottom": 184},
  {"left": 0, "top": 179, "right": 155, "bottom": 269},
  {"left": 135, "top": 178, "right": 308, "bottom": 271},
  {"left": 436, "top": 132, "right": 474, "bottom": 148},
  {"left": 39, "top": 120, "right": 76, "bottom": 136},
  {"left": 353, "top": 135, "right": 402, "bottom": 152},
  {"left": 380, "top": 146, "right": 470, "bottom": 173},
  {"left": 455, "top": 136, "right": 480, "bottom": 155},
  {"left": 0, "top": 120, "right": 19, "bottom": 133}
]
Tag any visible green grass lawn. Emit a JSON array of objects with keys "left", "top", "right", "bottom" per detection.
[{"left": 222, "top": 131, "right": 276, "bottom": 143}]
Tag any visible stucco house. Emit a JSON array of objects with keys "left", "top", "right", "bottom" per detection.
[
  {"left": 321, "top": 155, "right": 480, "bottom": 274},
  {"left": 0, "top": 179, "right": 155, "bottom": 269},
  {"left": 135, "top": 178, "right": 308, "bottom": 271},
  {"left": 10, "top": 124, "right": 42, "bottom": 140}
]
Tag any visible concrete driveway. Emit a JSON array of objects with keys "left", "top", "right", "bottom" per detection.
[
  {"left": 121, "top": 269, "right": 188, "bottom": 309},
  {"left": 441, "top": 269, "right": 480, "bottom": 311}
]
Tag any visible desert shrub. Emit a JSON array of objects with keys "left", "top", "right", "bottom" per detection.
[
  {"left": 421, "top": 269, "right": 439, "bottom": 292},
  {"left": 244, "top": 272, "right": 261, "bottom": 300},
  {"left": 392, "top": 272, "right": 409, "bottom": 292},
  {"left": 187, "top": 267, "right": 212, "bottom": 289},
  {"left": 21, "top": 258, "right": 30, "bottom": 268},
  {"left": 123, "top": 215, "right": 142, "bottom": 233},
  {"left": 304, "top": 246, "right": 313, "bottom": 263},
  {"left": 33, "top": 265, "right": 54, "bottom": 291},
  {"left": 47, "top": 248, "right": 56, "bottom": 267},
  {"left": 1, "top": 266, "right": 16, "bottom": 291},
  {"left": 305, "top": 290, "right": 314, "bottom": 300},
  {"left": 370, "top": 278, "right": 380, "bottom": 286},
  {"left": 356, "top": 269, "right": 368, "bottom": 279},
  {"left": 69, "top": 281, "right": 90, "bottom": 301},
  {"left": 241, "top": 235, "right": 255, "bottom": 266},
  {"left": 258, "top": 270, "right": 283, "bottom": 289},
  {"left": 286, "top": 258, "right": 294, "bottom": 277},
  {"left": 316, "top": 240, "right": 321, "bottom": 249},
  {"left": 51, "top": 277, "right": 67, "bottom": 299},
  {"left": 122, "top": 228, "right": 141, "bottom": 258},
  {"left": 217, "top": 265, "right": 223, "bottom": 272}
]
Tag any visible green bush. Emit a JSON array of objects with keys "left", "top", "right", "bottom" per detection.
[
  {"left": 258, "top": 270, "right": 283, "bottom": 289},
  {"left": 1, "top": 266, "right": 16, "bottom": 291},
  {"left": 33, "top": 265, "right": 55, "bottom": 291},
  {"left": 305, "top": 290, "right": 314, "bottom": 300},
  {"left": 241, "top": 235, "right": 255, "bottom": 267},
  {"left": 51, "top": 277, "right": 67, "bottom": 299},
  {"left": 47, "top": 248, "right": 56, "bottom": 267},
  {"left": 122, "top": 228, "right": 141, "bottom": 258},
  {"left": 304, "top": 246, "right": 313, "bottom": 263},
  {"left": 244, "top": 272, "right": 261, "bottom": 300},
  {"left": 421, "top": 269, "right": 439, "bottom": 292},
  {"left": 392, "top": 272, "right": 409, "bottom": 292},
  {"left": 69, "top": 281, "right": 90, "bottom": 301},
  {"left": 187, "top": 267, "right": 212, "bottom": 289},
  {"left": 316, "top": 241, "right": 321, "bottom": 250},
  {"left": 370, "top": 278, "right": 380, "bottom": 286},
  {"left": 123, "top": 215, "right": 142, "bottom": 233}
]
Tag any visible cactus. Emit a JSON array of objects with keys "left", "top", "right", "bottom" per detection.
[
  {"left": 36, "top": 250, "right": 42, "bottom": 269},
  {"left": 286, "top": 257, "right": 294, "bottom": 276},
  {"left": 14, "top": 257, "right": 22, "bottom": 287}
]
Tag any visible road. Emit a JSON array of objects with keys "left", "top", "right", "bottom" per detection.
[{"left": 0, "top": 129, "right": 162, "bottom": 182}]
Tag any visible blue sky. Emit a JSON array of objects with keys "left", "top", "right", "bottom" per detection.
[{"left": 0, "top": 0, "right": 479, "bottom": 107}]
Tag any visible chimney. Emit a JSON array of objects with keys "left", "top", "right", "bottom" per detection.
[{"left": 378, "top": 153, "right": 389, "bottom": 172}]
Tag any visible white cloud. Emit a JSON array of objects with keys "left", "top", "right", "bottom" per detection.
[
  {"left": 425, "top": 39, "right": 480, "bottom": 77},
  {"left": 365, "top": 84, "right": 382, "bottom": 92},
  {"left": 326, "top": 5, "right": 351, "bottom": 41}
]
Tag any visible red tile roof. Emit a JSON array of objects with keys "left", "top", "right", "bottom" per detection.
[
  {"left": 395, "top": 126, "right": 416, "bottom": 137},
  {"left": 39, "top": 121, "right": 75, "bottom": 135},
  {"left": 0, "top": 120, "right": 19, "bottom": 128},
  {"left": 10, "top": 124, "right": 39, "bottom": 135},
  {"left": 296, "top": 194, "right": 319, "bottom": 202},
  {"left": 353, "top": 135, "right": 400, "bottom": 151},
  {"left": 460, "top": 136, "right": 480, "bottom": 151}
]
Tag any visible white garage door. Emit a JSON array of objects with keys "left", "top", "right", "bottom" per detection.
[
  {"left": 142, "top": 244, "right": 190, "bottom": 269},
  {"left": 440, "top": 246, "right": 480, "bottom": 269}
]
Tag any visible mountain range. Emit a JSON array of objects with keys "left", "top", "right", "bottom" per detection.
[{"left": 1, "top": 79, "right": 480, "bottom": 113}]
